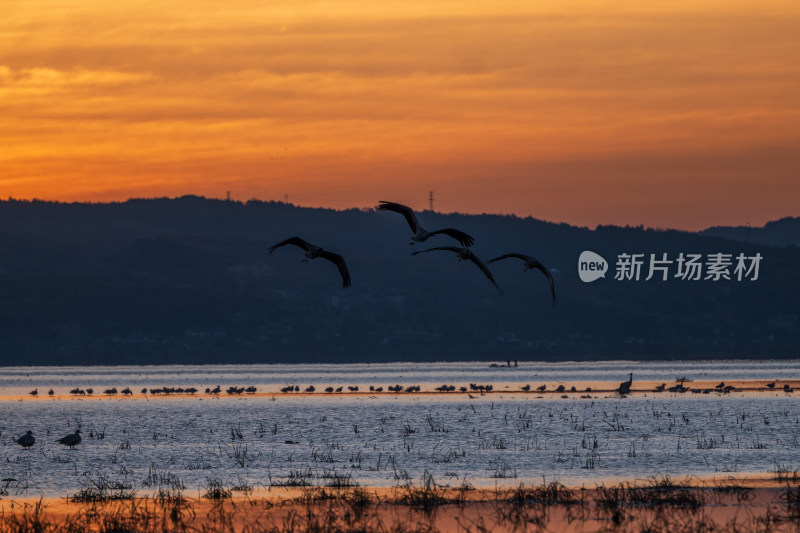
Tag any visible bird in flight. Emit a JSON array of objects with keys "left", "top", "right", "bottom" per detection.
[
  {"left": 269, "top": 237, "right": 351, "bottom": 288},
  {"left": 488, "top": 253, "right": 556, "bottom": 306},
  {"left": 412, "top": 246, "right": 502, "bottom": 294},
  {"left": 377, "top": 201, "right": 474, "bottom": 247}
]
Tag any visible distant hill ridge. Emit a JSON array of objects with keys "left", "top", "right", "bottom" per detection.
[
  {"left": 700, "top": 217, "right": 800, "bottom": 247},
  {"left": 0, "top": 196, "right": 797, "bottom": 365}
]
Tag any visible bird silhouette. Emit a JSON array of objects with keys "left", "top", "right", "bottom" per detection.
[
  {"left": 488, "top": 254, "right": 556, "bottom": 305},
  {"left": 29, "top": 388, "right": 38, "bottom": 397},
  {"left": 376, "top": 201, "right": 474, "bottom": 247},
  {"left": 16, "top": 430, "right": 35, "bottom": 449},
  {"left": 618, "top": 373, "right": 633, "bottom": 395},
  {"left": 412, "top": 247, "right": 502, "bottom": 294},
  {"left": 521, "top": 384, "right": 531, "bottom": 391},
  {"left": 269, "top": 237, "right": 351, "bottom": 288},
  {"left": 58, "top": 429, "right": 82, "bottom": 449},
  {"left": 667, "top": 380, "right": 689, "bottom": 393}
]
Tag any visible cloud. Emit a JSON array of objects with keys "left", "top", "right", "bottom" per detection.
[{"left": 0, "top": 0, "right": 798, "bottom": 228}]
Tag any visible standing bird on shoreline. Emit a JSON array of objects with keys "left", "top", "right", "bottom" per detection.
[
  {"left": 412, "top": 247, "right": 502, "bottom": 294},
  {"left": 269, "top": 237, "right": 351, "bottom": 288},
  {"left": 488, "top": 254, "right": 556, "bottom": 306},
  {"left": 16, "top": 430, "right": 35, "bottom": 449},
  {"left": 618, "top": 373, "right": 633, "bottom": 395},
  {"left": 58, "top": 429, "right": 82, "bottom": 449},
  {"left": 377, "top": 201, "right": 474, "bottom": 247}
]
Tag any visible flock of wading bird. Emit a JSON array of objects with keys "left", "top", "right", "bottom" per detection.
[
  {"left": 22, "top": 375, "right": 794, "bottom": 401},
  {"left": 14, "top": 375, "right": 794, "bottom": 450},
  {"left": 269, "top": 200, "right": 556, "bottom": 304}
]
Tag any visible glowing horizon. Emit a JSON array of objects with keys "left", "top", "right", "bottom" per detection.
[{"left": 2, "top": 0, "right": 799, "bottom": 230}]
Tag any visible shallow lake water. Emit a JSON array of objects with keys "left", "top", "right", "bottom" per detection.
[{"left": 1, "top": 360, "right": 799, "bottom": 499}]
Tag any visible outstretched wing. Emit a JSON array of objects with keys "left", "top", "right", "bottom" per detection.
[
  {"left": 410, "top": 246, "right": 463, "bottom": 256},
  {"left": 466, "top": 253, "right": 503, "bottom": 294},
  {"left": 377, "top": 201, "right": 421, "bottom": 233},
  {"left": 488, "top": 253, "right": 530, "bottom": 264},
  {"left": 319, "top": 250, "right": 352, "bottom": 288},
  {"left": 529, "top": 261, "right": 556, "bottom": 306},
  {"left": 428, "top": 228, "right": 475, "bottom": 247},
  {"left": 269, "top": 236, "right": 313, "bottom": 254}
]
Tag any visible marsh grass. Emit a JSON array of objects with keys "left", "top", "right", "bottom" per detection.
[
  {"left": 69, "top": 475, "right": 136, "bottom": 503},
  {"left": 773, "top": 462, "right": 800, "bottom": 483},
  {"left": 396, "top": 471, "right": 447, "bottom": 515},
  {"left": 595, "top": 475, "right": 704, "bottom": 515},
  {"left": 2, "top": 475, "right": 799, "bottom": 533},
  {"left": 202, "top": 478, "right": 232, "bottom": 501}
]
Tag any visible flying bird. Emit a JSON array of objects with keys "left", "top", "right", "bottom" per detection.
[
  {"left": 412, "top": 246, "right": 502, "bottom": 294},
  {"left": 16, "top": 430, "right": 35, "bottom": 449},
  {"left": 377, "top": 201, "right": 474, "bottom": 247},
  {"left": 488, "top": 254, "right": 556, "bottom": 305},
  {"left": 269, "top": 237, "right": 351, "bottom": 288},
  {"left": 58, "top": 429, "right": 82, "bottom": 449}
]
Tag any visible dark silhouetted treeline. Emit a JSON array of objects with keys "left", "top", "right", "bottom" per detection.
[
  {"left": 700, "top": 216, "right": 800, "bottom": 247},
  {"left": 0, "top": 196, "right": 797, "bottom": 365}
]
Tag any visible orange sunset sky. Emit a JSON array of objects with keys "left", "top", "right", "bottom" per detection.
[{"left": 2, "top": 0, "right": 799, "bottom": 230}]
